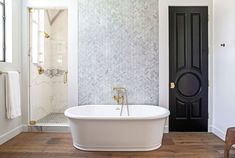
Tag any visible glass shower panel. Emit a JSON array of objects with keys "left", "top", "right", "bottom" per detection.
[{"left": 29, "top": 8, "right": 68, "bottom": 126}]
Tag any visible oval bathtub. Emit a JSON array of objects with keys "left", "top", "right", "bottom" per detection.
[{"left": 64, "top": 105, "right": 170, "bottom": 151}]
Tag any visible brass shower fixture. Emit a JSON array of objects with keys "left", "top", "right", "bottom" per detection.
[
  {"left": 44, "top": 32, "right": 50, "bottom": 38},
  {"left": 37, "top": 65, "right": 45, "bottom": 75}
]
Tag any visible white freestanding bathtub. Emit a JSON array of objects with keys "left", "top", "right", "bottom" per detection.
[{"left": 64, "top": 105, "right": 170, "bottom": 151}]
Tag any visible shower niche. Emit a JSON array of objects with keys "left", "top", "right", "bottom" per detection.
[{"left": 29, "top": 8, "right": 68, "bottom": 126}]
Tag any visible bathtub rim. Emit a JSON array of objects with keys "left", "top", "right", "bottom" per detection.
[{"left": 64, "top": 105, "right": 170, "bottom": 120}]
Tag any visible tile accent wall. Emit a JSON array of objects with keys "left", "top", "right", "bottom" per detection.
[{"left": 78, "top": 0, "right": 159, "bottom": 105}]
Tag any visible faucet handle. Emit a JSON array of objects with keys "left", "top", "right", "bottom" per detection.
[{"left": 113, "top": 95, "right": 119, "bottom": 104}]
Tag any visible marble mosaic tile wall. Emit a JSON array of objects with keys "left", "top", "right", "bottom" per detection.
[{"left": 78, "top": 0, "right": 159, "bottom": 105}]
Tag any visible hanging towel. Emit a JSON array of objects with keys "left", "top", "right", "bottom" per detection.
[{"left": 5, "top": 71, "right": 21, "bottom": 119}]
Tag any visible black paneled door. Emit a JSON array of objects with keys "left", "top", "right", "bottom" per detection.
[{"left": 169, "top": 7, "right": 208, "bottom": 131}]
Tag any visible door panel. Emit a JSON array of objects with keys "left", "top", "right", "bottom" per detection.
[{"left": 169, "top": 7, "right": 208, "bottom": 131}]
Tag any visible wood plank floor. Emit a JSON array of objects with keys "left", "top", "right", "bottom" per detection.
[{"left": 0, "top": 132, "right": 234, "bottom": 158}]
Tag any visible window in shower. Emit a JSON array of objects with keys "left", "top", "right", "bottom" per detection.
[
  {"left": 29, "top": 8, "right": 68, "bottom": 126},
  {"left": 0, "top": 0, "right": 5, "bottom": 62},
  {"left": 31, "top": 9, "right": 45, "bottom": 64}
]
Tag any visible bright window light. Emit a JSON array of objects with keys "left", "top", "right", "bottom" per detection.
[
  {"left": 5, "top": 0, "right": 12, "bottom": 63},
  {"left": 0, "top": 0, "right": 5, "bottom": 62},
  {"left": 31, "top": 9, "right": 45, "bottom": 65}
]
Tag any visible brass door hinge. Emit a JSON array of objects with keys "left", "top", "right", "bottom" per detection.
[
  {"left": 29, "top": 120, "right": 36, "bottom": 126},
  {"left": 28, "top": 8, "right": 34, "bottom": 13}
]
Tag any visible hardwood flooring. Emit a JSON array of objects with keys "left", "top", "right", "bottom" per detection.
[{"left": 0, "top": 132, "right": 234, "bottom": 158}]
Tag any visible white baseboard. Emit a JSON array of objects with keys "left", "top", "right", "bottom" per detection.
[
  {"left": 27, "top": 125, "right": 70, "bottom": 133},
  {"left": 211, "top": 125, "right": 235, "bottom": 148},
  {"left": 0, "top": 125, "right": 23, "bottom": 145},
  {"left": 208, "top": 125, "right": 213, "bottom": 132},
  {"left": 211, "top": 125, "right": 226, "bottom": 141},
  {"left": 22, "top": 124, "right": 29, "bottom": 132},
  {"left": 41, "top": 126, "right": 70, "bottom": 132},
  {"left": 0, "top": 124, "right": 70, "bottom": 145}
]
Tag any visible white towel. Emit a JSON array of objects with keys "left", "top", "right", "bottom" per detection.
[{"left": 5, "top": 71, "right": 21, "bottom": 119}]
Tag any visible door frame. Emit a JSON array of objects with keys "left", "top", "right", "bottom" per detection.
[{"left": 158, "top": 0, "right": 213, "bottom": 133}]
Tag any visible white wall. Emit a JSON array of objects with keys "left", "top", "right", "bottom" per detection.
[
  {"left": 212, "top": 0, "right": 235, "bottom": 140},
  {"left": 158, "top": 0, "right": 213, "bottom": 132},
  {"left": 0, "top": 0, "right": 23, "bottom": 144}
]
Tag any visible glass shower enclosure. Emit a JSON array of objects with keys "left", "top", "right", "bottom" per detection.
[{"left": 29, "top": 8, "right": 68, "bottom": 126}]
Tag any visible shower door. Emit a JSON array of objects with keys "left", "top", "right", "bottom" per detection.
[{"left": 29, "top": 8, "right": 68, "bottom": 126}]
